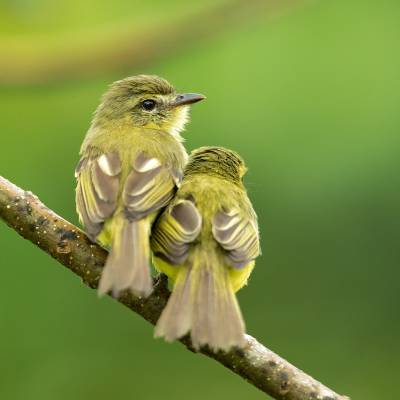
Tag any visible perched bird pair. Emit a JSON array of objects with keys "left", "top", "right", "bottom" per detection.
[{"left": 75, "top": 75, "right": 260, "bottom": 351}]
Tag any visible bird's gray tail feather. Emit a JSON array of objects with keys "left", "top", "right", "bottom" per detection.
[
  {"left": 155, "top": 250, "right": 245, "bottom": 351},
  {"left": 98, "top": 217, "right": 152, "bottom": 298}
]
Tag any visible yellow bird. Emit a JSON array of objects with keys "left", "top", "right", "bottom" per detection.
[
  {"left": 75, "top": 75, "right": 205, "bottom": 297},
  {"left": 151, "top": 146, "right": 260, "bottom": 351}
]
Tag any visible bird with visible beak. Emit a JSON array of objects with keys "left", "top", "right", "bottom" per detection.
[{"left": 75, "top": 75, "right": 205, "bottom": 298}]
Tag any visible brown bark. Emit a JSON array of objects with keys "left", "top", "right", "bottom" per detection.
[{"left": 0, "top": 176, "right": 350, "bottom": 400}]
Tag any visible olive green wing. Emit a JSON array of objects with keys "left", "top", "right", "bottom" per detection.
[
  {"left": 75, "top": 152, "right": 121, "bottom": 240},
  {"left": 123, "top": 152, "right": 181, "bottom": 220},
  {"left": 212, "top": 208, "right": 260, "bottom": 268},
  {"left": 151, "top": 199, "right": 202, "bottom": 265}
]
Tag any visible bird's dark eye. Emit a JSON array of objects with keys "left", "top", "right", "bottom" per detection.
[{"left": 141, "top": 99, "right": 156, "bottom": 111}]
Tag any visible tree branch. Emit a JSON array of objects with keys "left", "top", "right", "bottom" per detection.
[{"left": 0, "top": 175, "right": 349, "bottom": 400}]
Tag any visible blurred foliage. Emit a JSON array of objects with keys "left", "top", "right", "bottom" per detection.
[
  {"left": 0, "top": 0, "right": 217, "bottom": 34},
  {"left": 0, "top": 0, "right": 226, "bottom": 84},
  {"left": 0, "top": 1, "right": 399, "bottom": 399}
]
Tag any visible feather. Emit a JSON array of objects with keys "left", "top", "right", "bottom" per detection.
[
  {"left": 212, "top": 209, "right": 260, "bottom": 269},
  {"left": 75, "top": 182, "right": 102, "bottom": 240},
  {"left": 97, "top": 152, "right": 121, "bottom": 176},
  {"left": 123, "top": 153, "right": 176, "bottom": 220},
  {"left": 154, "top": 250, "right": 246, "bottom": 351},
  {"left": 75, "top": 152, "right": 121, "bottom": 240},
  {"left": 98, "top": 217, "right": 152, "bottom": 297},
  {"left": 151, "top": 200, "right": 202, "bottom": 265},
  {"left": 92, "top": 161, "right": 119, "bottom": 202},
  {"left": 154, "top": 267, "right": 192, "bottom": 341}
]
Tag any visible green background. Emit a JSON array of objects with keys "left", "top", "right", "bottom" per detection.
[{"left": 1, "top": 1, "right": 399, "bottom": 399}]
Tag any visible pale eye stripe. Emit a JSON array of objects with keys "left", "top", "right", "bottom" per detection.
[{"left": 98, "top": 154, "right": 115, "bottom": 176}]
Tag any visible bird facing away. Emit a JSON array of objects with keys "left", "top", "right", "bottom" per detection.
[
  {"left": 151, "top": 146, "right": 260, "bottom": 351},
  {"left": 75, "top": 75, "right": 205, "bottom": 297}
]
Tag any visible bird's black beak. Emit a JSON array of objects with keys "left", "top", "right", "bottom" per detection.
[{"left": 173, "top": 93, "right": 206, "bottom": 107}]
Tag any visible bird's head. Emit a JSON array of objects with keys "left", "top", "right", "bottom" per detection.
[
  {"left": 92, "top": 75, "right": 205, "bottom": 136},
  {"left": 185, "top": 146, "right": 248, "bottom": 184}
]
